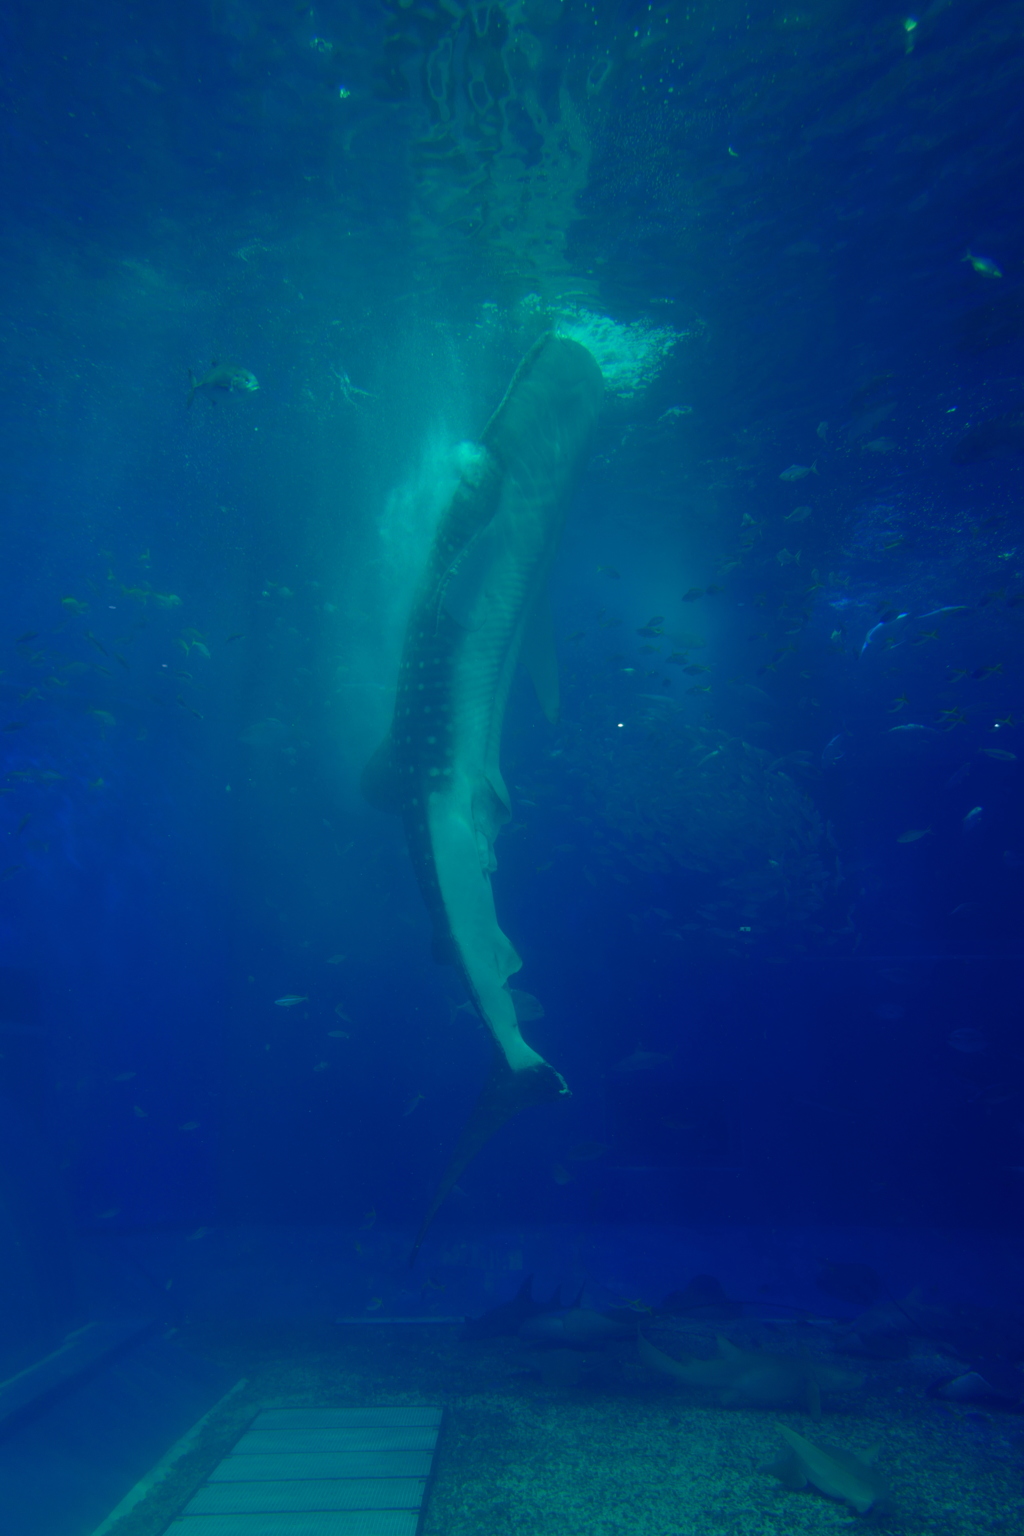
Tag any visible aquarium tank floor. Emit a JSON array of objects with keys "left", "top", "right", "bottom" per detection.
[
  {"left": 3, "top": 1222, "right": 1021, "bottom": 1536},
  {"left": 87, "top": 1310, "right": 1024, "bottom": 1536}
]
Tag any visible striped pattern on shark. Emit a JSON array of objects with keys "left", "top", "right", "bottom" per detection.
[{"left": 363, "top": 334, "right": 604, "bottom": 1257}]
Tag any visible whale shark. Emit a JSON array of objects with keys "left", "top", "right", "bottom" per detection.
[{"left": 363, "top": 334, "right": 604, "bottom": 1260}]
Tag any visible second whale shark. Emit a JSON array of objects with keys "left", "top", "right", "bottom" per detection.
[{"left": 363, "top": 333, "right": 604, "bottom": 1259}]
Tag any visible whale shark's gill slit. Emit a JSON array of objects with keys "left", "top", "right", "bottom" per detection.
[{"left": 409, "top": 1052, "right": 568, "bottom": 1266}]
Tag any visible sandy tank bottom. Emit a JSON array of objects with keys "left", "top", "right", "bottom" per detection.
[{"left": 99, "top": 1319, "right": 1024, "bottom": 1536}]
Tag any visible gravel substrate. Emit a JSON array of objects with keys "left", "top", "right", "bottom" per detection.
[{"left": 100, "top": 1318, "right": 1024, "bottom": 1536}]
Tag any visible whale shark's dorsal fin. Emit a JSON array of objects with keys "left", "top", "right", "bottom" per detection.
[{"left": 409, "top": 1051, "right": 567, "bottom": 1264}]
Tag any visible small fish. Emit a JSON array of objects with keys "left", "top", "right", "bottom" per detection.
[
  {"left": 779, "top": 462, "right": 817, "bottom": 481},
  {"left": 15, "top": 814, "right": 31, "bottom": 834},
  {"left": 682, "top": 664, "right": 711, "bottom": 675},
  {"left": 971, "top": 663, "right": 1002, "bottom": 679},
  {"left": 327, "top": 1029, "right": 349, "bottom": 1039},
  {"left": 15, "top": 631, "right": 39, "bottom": 642},
  {"left": 226, "top": 632, "right": 244, "bottom": 642},
  {"left": 360, "top": 1208, "right": 376, "bottom": 1230},
  {"left": 180, "top": 1121, "right": 200, "bottom": 1131},
  {"left": 949, "top": 1027, "right": 987, "bottom": 1053},
  {"left": 963, "top": 805, "right": 984, "bottom": 831},
  {"left": 597, "top": 565, "right": 621, "bottom": 578},
  {"left": 85, "top": 631, "right": 108, "bottom": 654},
  {"left": 551, "top": 1162, "right": 574, "bottom": 1185},
  {"left": 687, "top": 684, "right": 711, "bottom": 694},
  {"left": 816, "top": 421, "right": 829, "bottom": 440},
  {"left": 568, "top": 1140, "right": 609, "bottom": 1162},
  {"left": 61, "top": 597, "right": 88, "bottom": 614},
  {"left": 133, "top": 1104, "right": 148, "bottom": 1117},
  {"left": 666, "top": 653, "right": 688, "bottom": 664},
  {"left": 90, "top": 709, "right": 115, "bottom": 728},
  {"left": 0, "top": 864, "right": 24, "bottom": 880},
  {"left": 188, "top": 361, "right": 260, "bottom": 407},
  {"left": 963, "top": 250, "right": 1003, "bottom": 278},
  {"left": 888, "top": 694, "right": 908, "bottom": 712},
  {"left": 860, "top": 612, "right": 908, "bottom": 656},
  {"left": 366, "top": 1297, "right": 383, "bottom": 1310},
  {"left": 113, "top": 1071, "right": 136, "bottom": 1082},
  {"left": 313, "top": 1061, "right": 329, "bottom": 1072},
  {"left": 155, "top": 593, "right": 181, "bottom": 609},
  {"left": 776, "top": 547, "right": 801, "bottom": 565},
  {"left": 981, "top": 748, "right": 1016, "bottom": 761},
  {"left": 403, "top": 1092, "right": 426, "bottom": 1116},
  {"left": 897, "top": 828, "right": 932, "bottom": 843},
  {"left": 889, "top": 723, "right": 937, "bottom": 733},
  {"left": 326, "top": 953, "right": 345, "bottom": 964},
  {"left": 785, "top": 505, "right": 812, "bottom": 522},
  {"left": 821, "top": 733, "right": 846, "bottom": 767},
  {"left": 681, "top": 587, "right": 705, "bottom": 602},
  {"left": 914, "top": 630, "right": 939, "bottom": 644},
  {"left": 274, "top": 994, "right": 308, "bottom": 1007}
]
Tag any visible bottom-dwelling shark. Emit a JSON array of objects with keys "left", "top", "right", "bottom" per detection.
[
  {"left": 763, "top": 1426, "right": 891, "bottom": 1515},
  {"left": 638, "top": 1333, "right": 865, "bottom": 1417},
  {"left": 362, "top": 334, "right": 604, "bottom": 1261}
]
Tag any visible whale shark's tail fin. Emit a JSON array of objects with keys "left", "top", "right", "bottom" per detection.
[{"left": 409, "top": 1053, "right": 568, "bottom": 1265}]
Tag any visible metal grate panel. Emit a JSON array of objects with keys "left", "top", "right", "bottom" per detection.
[
  {"left": 167, "top": 1513, "right": 420, "bottom": 1536},
  {"left": 168, "top": 1407, "right": 442, "bottom": 1535}
]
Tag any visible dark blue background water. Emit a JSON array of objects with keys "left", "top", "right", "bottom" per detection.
[{"left": 2, "top": 0, "right": 1023, "bottom": 1368}]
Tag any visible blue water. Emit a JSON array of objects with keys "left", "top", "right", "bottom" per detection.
[{"left": 2, "top": 2, "right": 1024, "bottom": 1526}]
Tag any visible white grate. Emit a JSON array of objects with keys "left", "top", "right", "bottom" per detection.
[{"left": 165, "top": 1407, "right": 443, "bottom": 1536}]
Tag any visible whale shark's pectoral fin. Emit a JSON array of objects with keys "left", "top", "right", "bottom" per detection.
[{"left": 409, "top": 1051, "right": 567, "bottom": 1265}]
